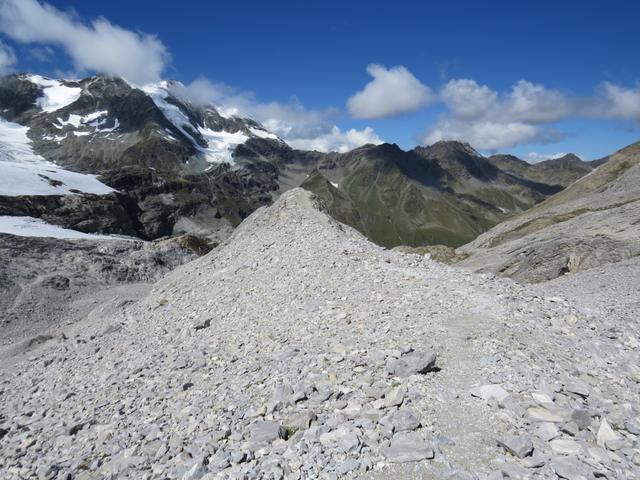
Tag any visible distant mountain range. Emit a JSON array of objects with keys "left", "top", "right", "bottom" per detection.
[{"left": 0, "top": 73, "right": 605, "bottom": 247}]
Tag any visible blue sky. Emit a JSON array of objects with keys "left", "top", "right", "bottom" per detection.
[{"left": 1, "top": 0, "right": 639, "bottom": 160}]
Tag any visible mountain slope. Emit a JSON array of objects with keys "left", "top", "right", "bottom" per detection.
[
  {"left": 488, "top": 153, "right": 596, "bottom": 188},
  {"left": 1, "top": 189, "right": 637, "bottom": 479},
  {"left": 298, "top": 141, "right": 564, "bottom": 247},
  {"left": 458, "top": 141, "right": 640, "bottom": 282}
]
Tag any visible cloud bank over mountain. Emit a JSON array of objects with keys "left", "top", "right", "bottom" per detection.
[{"left": 0, "top": 0, "right": 169, "bottom": 84}]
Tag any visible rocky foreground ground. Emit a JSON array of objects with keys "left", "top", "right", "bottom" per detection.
[{"left": 1, "top": 189, "right": 638, "bottom": 479}]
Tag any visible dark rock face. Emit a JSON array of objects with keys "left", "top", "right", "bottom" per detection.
[
  {"left": 0, "top": 75, "right": 43, "bottom": 122},
  {"left": 0, "top": 233, "right": 203, "bottom": 346},
  {"left": 0, "top": 193, "right": 140, "bottom": 236}
]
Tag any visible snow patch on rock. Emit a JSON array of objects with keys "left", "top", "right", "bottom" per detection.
[
  {"left": 0, "top": 216, "right": 130, "bottom": 240},
  {"left": 143, "top": 82, "right": 249, "bottom": 165},
  {"left": 249, "top": 127, "right": 280, "bottom": 141},
  {"left": 28, "top": 75, "right": 81, "bottom": 113},
  {"left": 199, "top": 127, "right": 248, "bottom": 164},
  {"left": 0, "top": 118, "right": 114, "bottom": 196}
]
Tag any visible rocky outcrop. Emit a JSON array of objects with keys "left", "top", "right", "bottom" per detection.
[
  {"left": 458, "top": 141, "right": 640, "bottom": 282},
  {"left": 0, "top": 233, "right": 206, "bottom": 347}
]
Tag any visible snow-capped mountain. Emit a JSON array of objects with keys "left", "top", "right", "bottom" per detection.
[
  {"left": 2, "top": 73, "right": 287, "bottom": 173},
  {"left": 0, "top": 73, "right": 292, "bottom": 240}
]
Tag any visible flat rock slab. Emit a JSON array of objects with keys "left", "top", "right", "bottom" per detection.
[
  {"left": 470, "top": 384, "right": 510, "bottom": 403},
  {"left": 392, "top": 409, "right": 421, "bottom": 432},
  {"left": 250, "top": 421, "right": 286, "bottom": 443},
  {"left": 597, "top": 418, "right": 619, "bottom": 448},
  {"left": 319, "top": 427, "right": 360, "bottom": 453},
  {"left": 550, "top": 438, "right": 584, "bottom": 456},
  {"left": 382, "top": 433, "right": 435, "bottom": 463},
  {"left": 496, "top": 435, "right": 534, "bottom": 459},
  {"left": 527, "top": 406, "right": 568, "bottom": 423}
]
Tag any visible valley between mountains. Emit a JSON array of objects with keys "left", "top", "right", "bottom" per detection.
[{"left": 0, "top": 73, "right": 639, "bottom": 480}]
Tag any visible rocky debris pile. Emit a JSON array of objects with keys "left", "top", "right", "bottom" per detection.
[
  {"left": 0, "top": 189, "right": 638, "bottom": 479},
  {"left": 0, "top": 234, "right": 206, "bottom": 347}
]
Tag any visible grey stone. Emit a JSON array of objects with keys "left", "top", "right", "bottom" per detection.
[
  {"left": 596, "top": 418, "right": 619, "bottom": 448},
  {"left": 564, "top": 381, "right": 590, "bottom": 398},
  {"left": 496, "top": 435, "right": 534, "bottom": 459},
  {"left": 570, "top": 408, "right": 591, "bottom": 430},
  {"left": 207, "top": 450, "right": 231, "bottom": 472},
  {"left": 386, "top": 351, "right": 437, "bottom": 377},
  {"left": 284, "top": 411, "right": 316, "bottom": 432},
  {"left": 535, "top": 422, "right": 560, "bottom": 441},
  {"left": 527, "top": 407, "right": 567, "bottom": 423},
  {"left": 550, "top": 438, "right": 583, "bottom": 456},
  {"left": 381, "top": 433, "right": 434, "bottom": 463},
  {"left": 383, "top": 385, "right": 406, "bottom": 408},
  {"left": 625, "top": 418, "right": 640, "bottom": 435},
  {"left": 560, "top": 421, "right": 579, "bottom": 437},
  {"left": 250, "top": 421, "right": 286, "bottom": 443},
  {"left": 334, "top": 459, "right": 360, "bottom": 475},
  {"left": 551, "top": 458, "right": 587, "bottom": 480},
  {"left": 392, "top": 409, "right": 421, "bottom": 432},
  {"left": 319, "top": 428, "right": 360, "bottom": 453},
  {"left": 470, "top": 384, "right": 510, "bottom": 403}
]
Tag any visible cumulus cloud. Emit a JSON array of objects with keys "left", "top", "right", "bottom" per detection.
[
  {"left": 287, "top": 126, "right": 382, "bottom": 153},
  {"left": 424, "top": 78, "right": 640, "bottom": 150},
  {"left": 0, "top": 40, "right": 16, "bottom": 74},
  {"left": 591, "top": 82, "right": 640, "bottom": 120},
  {"left": 0, "top": 0, "right": 169, "bottom": 84},
  {"left": 524, "top": 151, "right": 573, "bottom": 163},
  {"left": 425, "top": 119, "right": 540, "bottom": 151},
  {"left": 424, "top": 79, "right": 572, "bottom": 149},
  {"left": 172, "top": 77, "right": 383, "bottom": 153},
  {"left": 347, "top": 64, "right": 432, "bottom": 119}
]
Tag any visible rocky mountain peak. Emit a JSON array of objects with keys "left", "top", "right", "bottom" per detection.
[
  {"left": 416, "top": 140, "right": 483, "bottom": 159},
  {"left": 537, "top": 153, "right": 583, "bottom": 166}
]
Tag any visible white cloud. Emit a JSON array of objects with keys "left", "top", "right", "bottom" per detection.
[
  {"left": 347, "top": 64, "right": 432, "bottom": 119},
  {"left": 592, "top": 82, "right": 640, "bottom": 120},
  {"left": 0, "top": 40, "right": 16, "bottom": 74},
  {"left": 504, "top": 80, "right": 571, "bottom": 123},
  {"left": 287, "top": 126, "right": 382, "bottom": 153},
  {"left": 425, "top": 78, "right": 640, "bottom": 150},
  {"left": 425, "top": 118, "right": 540, "bottom": 151},
  {"left": 0, "top": 0, "right": 169, "bottom": 84},
  {"left": 524, "top": 151, "right": 571, "bottom": 163},
  {"left": 424, "top": 79, "right": 571, "bottom": 149},
  {"left": 439, "top": 79, "right": 497, "bottom": 119},
  {"left": 172, "top": 77, "right": 383, "bottom": 153}
]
